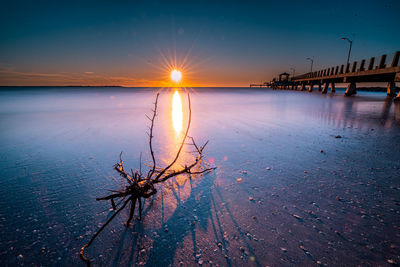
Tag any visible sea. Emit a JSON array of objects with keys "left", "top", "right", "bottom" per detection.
[{"left": 0, "top": 87, "right": 399, "bottom": 266}]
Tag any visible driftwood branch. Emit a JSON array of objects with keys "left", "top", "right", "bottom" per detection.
[
  {"left": 147, "top": 94, "right": 159, "bottom": 179},
  {"left": 80, "top": 93, "right": 216, "bottom": 266}
]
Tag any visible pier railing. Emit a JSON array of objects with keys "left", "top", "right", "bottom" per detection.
[
  {"left": 292, "top": 51, "right": 399, "bottom": 81},
  {"left": 267, "top": 51, "right": 400, "bottom": 99}
]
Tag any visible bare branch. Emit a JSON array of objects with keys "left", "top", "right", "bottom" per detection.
[
  {"left": 80, "top": 93, "right": 215, "bottom": 266},
  {"left": 147, "top": 93, "right": 160, "bottom": 179},
  {"left": 139, "top": 152, "right": 143, "bottom": 176},
  {"left": 80, "top": 197, "right": 132, "bottom": 266}
]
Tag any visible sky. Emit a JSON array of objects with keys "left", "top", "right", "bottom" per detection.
[{"left": 0, "top": 0, "right": 399, "bottom": 87}]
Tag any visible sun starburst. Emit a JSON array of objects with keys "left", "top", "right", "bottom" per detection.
[{"left": 170, "top": 69, "right": 182, "bottom": 83}]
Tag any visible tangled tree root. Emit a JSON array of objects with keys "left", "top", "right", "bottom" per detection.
[{"left": 80, "top": 93, "right": 215, "bottom": 266}]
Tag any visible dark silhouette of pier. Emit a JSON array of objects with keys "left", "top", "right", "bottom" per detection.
[{"left": 258, "top": 51, "right": 400, "bottom": 101}]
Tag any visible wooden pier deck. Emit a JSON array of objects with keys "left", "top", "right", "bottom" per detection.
[{"left": 265, "top": 51, "right": 400, "bottom": 101}]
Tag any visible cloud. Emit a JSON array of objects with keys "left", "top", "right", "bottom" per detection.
[{"left": 0, "top": 68, "right": 166, "bottom": 87}]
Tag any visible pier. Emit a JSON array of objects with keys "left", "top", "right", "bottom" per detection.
[
  {"left": 263, "top": 51, "right": 400, "bottom": 101},
  {"left": 250, "top": 82, "right": 269, "bottom": 87}
]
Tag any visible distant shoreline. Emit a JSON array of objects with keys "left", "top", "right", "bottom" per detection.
[
  {"left": 0, "top": 85, "right": 123, "bottom": 88},
  {"left": 0, "top": 86, "right": 391, "bottom": 92}
]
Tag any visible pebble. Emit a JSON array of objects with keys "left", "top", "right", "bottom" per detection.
[
  {"left": 249, "top": 197, "right": 254, "bottom": 201},
  {"left": 17, "top": 254, "right": 23, "bottom": 260},
  {"left": 198, "top": 259, "right": 204, "bottom": 265},
  {"left": 236, "top": 178, "right": 243, "bottom": 183},
  {"left": 266, "top": 167, "right": 271, "bottom": 170},
  {"left": 336, "top": 196, "right": 343, "bottom": 202},
  {"left": 335, "top": 135, "right": 342, "bottom": 138},
  {"left": 292, "top": 214, "right": 302, "bottom": 220},
  {"left": 387, "top": 259, "right": 395, "bottom": 264},
  {"left": 280, "top": 247, "right": 287, "bottom": 252}
]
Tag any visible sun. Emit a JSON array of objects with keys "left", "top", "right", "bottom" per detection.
[{"left": 170, "top": 69, "right": 182, "bottom": 83}]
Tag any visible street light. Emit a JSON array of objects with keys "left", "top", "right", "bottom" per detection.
[
  {"left": 306, "top": 58, "right": 313, "bottom": 73},
  {"left": 341, "top": 37, "right": 353, "bottom": 65},
  {"left": 290, "top": 67, "right": 295, "bottom": 78}
]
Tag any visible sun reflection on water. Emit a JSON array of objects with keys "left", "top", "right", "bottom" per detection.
[
  {"left": 172, "top": 90, "right": 183, "bottom": 135},
  {"left": 158, "top": 89, "right": 197, "bottom": 216}
]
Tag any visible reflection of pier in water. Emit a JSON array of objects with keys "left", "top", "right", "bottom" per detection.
[{"left": 310, "top": 96, "right": 400, "bottom": 130}]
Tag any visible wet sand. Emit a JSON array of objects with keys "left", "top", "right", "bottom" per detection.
[{"left": 0, "top": 87, "right": 399, "bottom": 266}]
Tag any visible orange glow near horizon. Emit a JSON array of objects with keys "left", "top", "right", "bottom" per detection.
[
  {"left": 0, "top": 42, "right": 264, "bottom": 87},
  {"left": 0, "top": 47, "right": 252, "bottom": 87},
  {"left": 145, "top": 45, "right": 207, "bottom": 87},
  {"left": 172, "top": 90, "right": 183, "bottom": 135}
]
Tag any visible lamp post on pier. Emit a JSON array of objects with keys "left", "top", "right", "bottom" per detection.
[
  {"left": 306, "top": 58, "right": 313, "bottom": 73},
  {"left": 341, "top": 37, "right": 353, "bottom": 65},
  {"left": 290, "top": 67, "right": 295, "bottom": 78}
]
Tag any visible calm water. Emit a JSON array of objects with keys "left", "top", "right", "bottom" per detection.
[{"left": 0, "top": 87, "right": 400, "bottom": 266}]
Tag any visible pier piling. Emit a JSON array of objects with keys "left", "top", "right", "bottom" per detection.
[
  {"left": 395, "top": 91, "right": 400, "bottom": 102},
  {"left": 387, "top": 82, "right": 398, "bottom": 97},
  {"left": 331, "top": 82, "right": 335, "bottom": 93},
  {"left": 322, "top": 83, "right": 328, "bottom": 94},
  {"left": 345, "top": 82, "right": 357, "bottom": 96}
]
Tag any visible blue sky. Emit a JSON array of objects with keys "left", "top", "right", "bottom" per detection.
[{"left": 0, "top": 0, "right": 399, "bottom": 86}]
